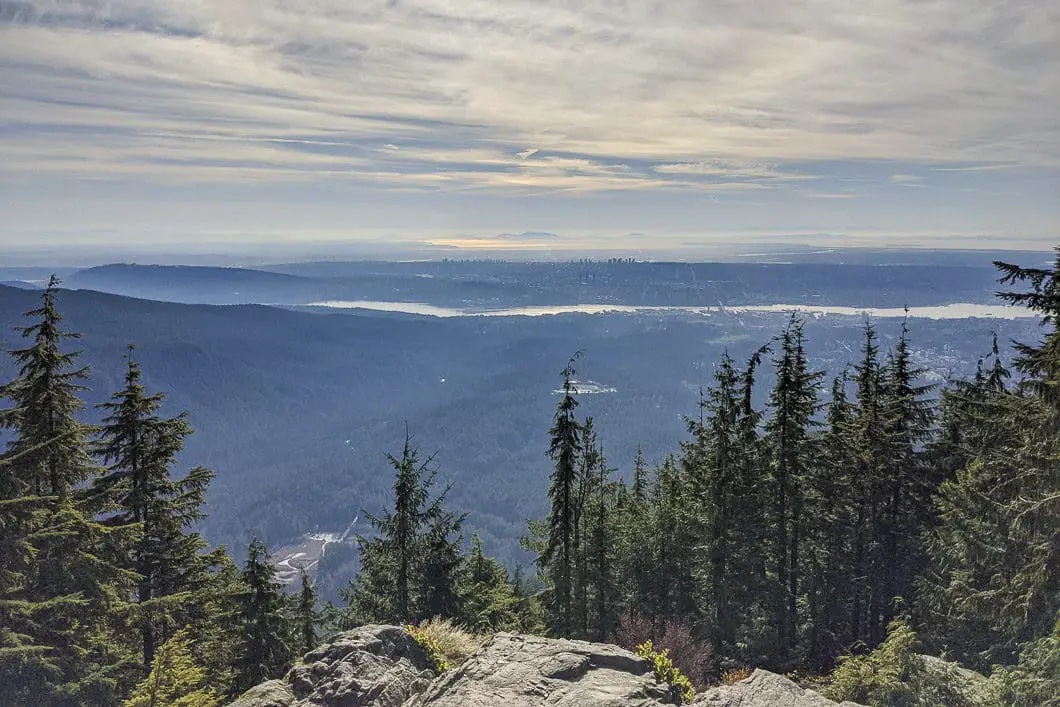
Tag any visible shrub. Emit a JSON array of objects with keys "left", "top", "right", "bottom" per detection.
[
  {"left": 613, "top": 613, "right": 713, "bottom": 686},
  {"left": 993, "top": 621, "right": 1060, "bottom": 707},
  {"left": 636, "top": 640, "right": 696, "bottom": 704},
  {"left": 828, "top": 621, "right": 998, "bottom": 706},
  {"left": 408, "top": 617, "right": 484, "bottom": 672}
]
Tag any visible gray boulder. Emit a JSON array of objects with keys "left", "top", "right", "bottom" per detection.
[
  {"left": 228, "top": 680, "right": 295, "bottom": 707},
  {"left": 693, "top": 669, "right": 865, "bottom": 707},
  {"left": 227, "top": 624, "right": 436, "bottom": 707},
  {"left": 407, "top": 632, "right": 675, "bottom": 706}
]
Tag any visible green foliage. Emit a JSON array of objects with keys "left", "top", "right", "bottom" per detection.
[
  {"left": 295, "top": 569, "right": 321, "bottom": 655},
  {"left": 829, "top": 621, "right": 998, "bottom": 707},
  {"left": 540, "top": 353, "right": 583, "bottom": 636},
  {"left": 635, "top": 640, "right": 695, "bottom": 705},
  {"left": 460, "top": 533, "right": 520, "bottom": 632},
  {"left": 343, "top": 432, "right": 466, "bottom": 626},
  {"left": 993, "top": 620, "right": 1060, "bottom": 707},
  {"left": 407, "top": 623, "right": 452, "bottom": 673},
  {"left": 93, "top": 347, "right": 216, "bottom": 671},
  {"left": 233, "top": 539, "right": 292, "bottom": 694},
  {"left": 124, "top": 629, "right": 222, "bottom": 707}
]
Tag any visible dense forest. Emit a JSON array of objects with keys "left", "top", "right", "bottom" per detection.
[{"left": 1, "top": 253, "right": 1058, "bottom": 705}]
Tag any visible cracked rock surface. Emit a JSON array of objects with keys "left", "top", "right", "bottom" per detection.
[{"left": 407, "top": 632, "right": 674, "bottom": 706}]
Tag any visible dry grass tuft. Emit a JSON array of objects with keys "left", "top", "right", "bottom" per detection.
[
  {"left": 721, "top": 667, "right": 754, "bottom": 685},
  {"left": 415, "top": 617, "right": 486, "bottom": 668}
]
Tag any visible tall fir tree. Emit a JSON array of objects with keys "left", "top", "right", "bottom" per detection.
[
  {"left": 92, "top": 346, "right": 216, "bottom": 670},
  {"left": 849, "top": 322, "right": 886, "bottom": 647},
  {"left": 460, "top": 533, "right": 519, "bottom": 632},
  {"left": 877, "top": 322, "right": 935, "bottom": 630},
  {"left": 540, "top": 354, "right": 583, "bottom": 636},
  {"left": 295, "top": 569, "right": 320, "bottom": 656},
  {"left": 764, "top": 317, "right": 823, "bottom": 662},
  {"left": 0, "top": 277, "right": 136, "bottom": 705},
  {"left": 803, "top": 373, "right": 858, "bottom": 669}
]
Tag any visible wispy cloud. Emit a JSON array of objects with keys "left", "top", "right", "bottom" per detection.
[{"left": 1, "top": 0, "right": 1057, "bottom": 193}]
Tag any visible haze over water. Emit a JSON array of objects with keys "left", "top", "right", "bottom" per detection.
[{"left": 306, "top": 301, "right": 1037, "bottom": 320}]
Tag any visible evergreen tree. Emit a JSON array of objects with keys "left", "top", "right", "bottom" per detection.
[
  {"left": 572, "top": 416, "right": 600, "bottom": 638},
  {"left": 803, "top": 374, "right": 857, "bottom": 668},
  {"left": 93, "top": 346, "right": 215, "bottom": 670},
  {"left": 849, "top": 322, "right": 886, "bottom": 647},
  {"left": 0, "top": 277, "right": 136, "bottom": 705},
  {"left": 614, "top": 450, "right": 654, "bottom": 625},
  {"left": 695, "top": 353, "right": 744, "bottom": 651},
  {"left": 295, "top": 569, "right": 320, "bottom": 655},
  {"left": 418, "top": 497, "right": 466, "bottom": 622},
  {"left": 234, "top": 539, "right": 291, "bottom": 694},
  {"left": 123, "top": 629, "right": 222, "bottom": 707},
  {"left": 460, "top": 533, "right": 518, "bottom": 632},
  {"left": 589, "top": 446, "right": 618, "bottom": 641},
  {"left": 919, "top": 254, "right": 1060, "bottom": 674},
  {"left": 877, "top": 322, "right": 935, "bottom": 630},
  {"left": 764, "top": 317, "right": 823, "bottom": 661},
  {"left": 345, "top": 432, "right": 464, "bottom": 625},
  {"left": 994, "top": 249, "right": 1060, "bottom": 408},
  {"left": 540, "top": 354, "right": 583, "bottom": 636}
]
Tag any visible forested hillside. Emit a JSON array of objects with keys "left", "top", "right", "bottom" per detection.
[
  {"left": 1, "top": 253, "right": 1057, "bottom": 705},
  {"left": 0, "top": 281, "right": 1041, "bottom": 584}
]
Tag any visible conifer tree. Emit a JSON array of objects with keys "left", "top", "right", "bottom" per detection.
[
  {"left": 877, "top": 322, "right": 935, "bottom": 629},
  {"left": 995, "top": 249, "right": 1060, "bottom": 408},
  {"left": 418, "top": 498, "right": 466, "bottom": 622},
  {"left": 93, "top": 346, "right": 215, "bottom": 670},
  {"left": 345, "top": 432, "right": 464, "bottom": 625},
  {"left": 295, "top": 569, "right": 320, "bottom": 655},
  {"left": 919, "top": 254, "right": 1060, "bottom": 673},
  {"left": 850, "top": 322, "right": 886, "bottom": 647},
  {"left": 572, "top": 416, "right": 600, "bottom": 638},
  {"left": 124, "top": 629, "right": 221, "bottom": 707},
  {"left": 540, "top": 354, "right": 583, "bottom": 636},
  {"left": 764, "top": 317, "right": 823, "bottom": 660},
  {"left": 614, "top": 450, "right": 653, "bottom": 622},
  {"left": 461, "top": 533, "right": 518, "bottom": 632},
  {"left": 697, "top": 353, "right": 744, "bottom": 651},
  {"left": 589, "top": 446, "right": 618, "bottom": 641},
  {"left": 803, "top": 374, "right": 857, "bottom": 668},
  {"left": 0, "top": 277, "right": 136, "bottom": 705},
  {"left": 234, "top": 539, "right": 291, "bottom": 694}
]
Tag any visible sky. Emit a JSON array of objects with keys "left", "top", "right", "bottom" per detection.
[{"left": 1, "top": 0, "right": 1058, "bottom": 258}]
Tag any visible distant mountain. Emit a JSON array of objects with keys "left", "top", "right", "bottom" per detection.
[
  {"left": 0, "top": 280, "right": 42, "bottom": 290},
  {"left": 66, "top": 263, "right": 317, "bottom": 304},
  {"left": 66, "top": 260, "right": 1009, "bottom": 309}
]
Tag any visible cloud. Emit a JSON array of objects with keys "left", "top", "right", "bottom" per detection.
[
  {"left": 0, "top": 0, "right": 1058, "bottom": 194},
  {"left": 889, "top": 173, "right": 925, "bottom": 187}
]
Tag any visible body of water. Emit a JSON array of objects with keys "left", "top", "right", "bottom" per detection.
[{"left": 305, "top": 300, "right": 1036, "bottom": 320}]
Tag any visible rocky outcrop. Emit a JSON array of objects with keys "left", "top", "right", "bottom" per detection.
[
  {"left": 407, "top": 632, "right": 674, "bottom": 706},
  {"left": 693, "top": 669, "right": 864, "bottom": 707},
  {"left": 230, "top": 626, "right": 865, "bottom": 707},
  {"left": 227, "top": 624, "right": 436, "bottom": 707}
]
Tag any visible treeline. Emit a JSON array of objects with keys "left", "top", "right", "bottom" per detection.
[{"left": 520, "top": 254, "right": 1058, "bottom": 699}]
